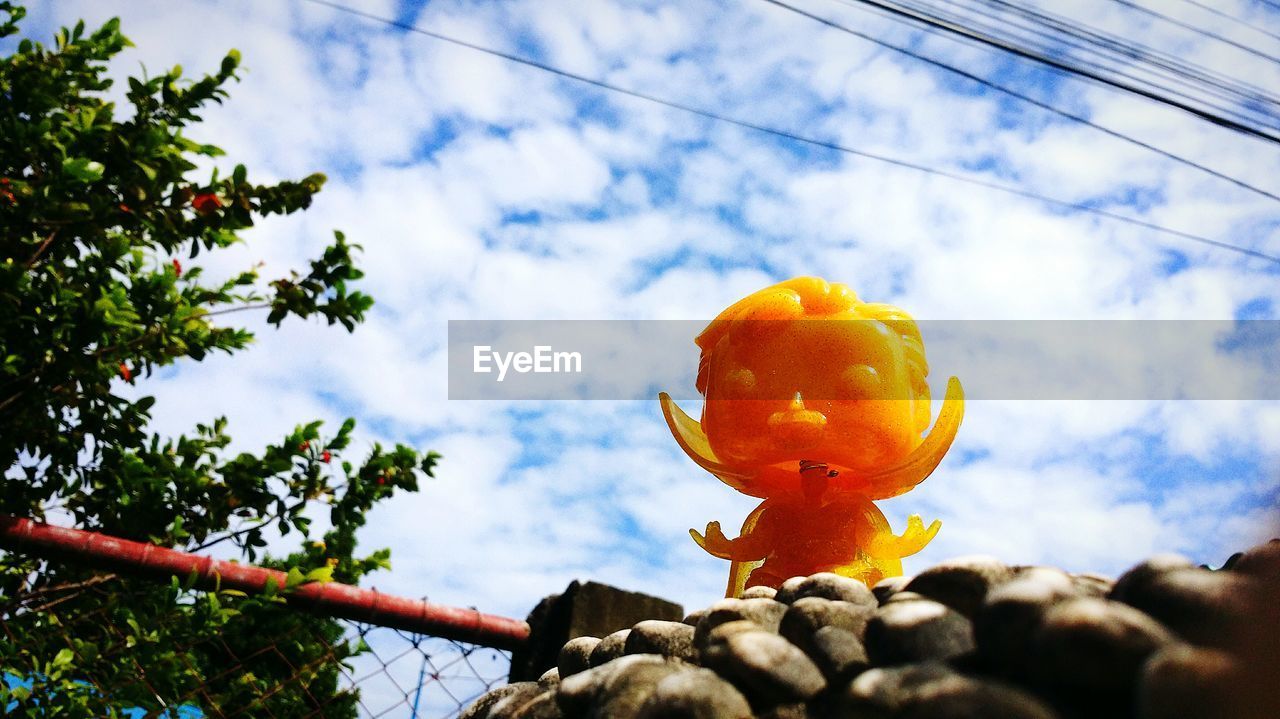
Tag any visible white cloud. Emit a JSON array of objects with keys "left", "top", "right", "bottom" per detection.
[{"left": 434, "top": 124, "right": 612, "bottom": 210}]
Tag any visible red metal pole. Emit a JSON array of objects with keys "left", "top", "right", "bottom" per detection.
[{"left": 0, "top": 514, "right": 529, "bottom": 651}]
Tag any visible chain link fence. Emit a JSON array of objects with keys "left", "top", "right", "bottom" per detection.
[
  {"left": 339, "top": 621, "right": 509, "bottom": 718},
  {"left": 1, "top": 562, "right": 511, "bottom": 718}
]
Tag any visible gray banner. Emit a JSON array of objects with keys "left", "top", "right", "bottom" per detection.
[{"left": 447, "top": 320, "right": 1279, "bottom": 400}]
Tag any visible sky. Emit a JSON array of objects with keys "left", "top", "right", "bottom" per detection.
[{"left": 19, "top": 0, "right": 1280, "bottom": 629}]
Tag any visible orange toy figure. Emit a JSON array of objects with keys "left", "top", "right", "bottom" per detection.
[{"left": 658, "top": 277, "right": 964, "bottom": 597}]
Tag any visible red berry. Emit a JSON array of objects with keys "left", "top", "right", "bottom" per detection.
[
  {"left": 299, "top": 441, "right": 310, "bottom": 452},
  {"left": 321, "top": 451, "right": 331, "bottom": 463},
  {"left": 118, "top": 363, "right": 132, "bottom": 382},
  {"left": 172, "top": 258, "right": 182, "bottom": 277},
  {"left": 191, "top": 192, "right": 221, "bottom": 215},
  {"left": 376, "top": 476, "right": 386, "bottom": 486}
]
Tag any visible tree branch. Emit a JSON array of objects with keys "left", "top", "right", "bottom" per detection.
[
  {"left": 3, "top": 572, "right": 118, "bottom": 615},
  {"left": 23, "top": 229, "right": 59, "bottom": 268}
]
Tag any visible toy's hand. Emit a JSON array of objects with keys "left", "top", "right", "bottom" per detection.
[
  {"left": 895, "top": 514, "right": 940, "bottom": 557},
  {"left": 691, "top": 521, "right": 736, "bottom": 559}
]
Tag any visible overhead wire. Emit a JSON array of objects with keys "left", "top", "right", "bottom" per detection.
[
  {"left": 835, "top": 0, "right": 1280, "bottom": 144},
  {"left": 869, "top": 0, "right": 1280, "bottom": 155},
  {"left": 849, "top": 0, "right": 1280, "bottom": 131},
  {"left": 760, "top": 0, "right": 1280, "bottom": 203},
  {"left": 296, "top": 0, "right": 1280, "bottom": 266},
  {"left": 1109, "top": 0, "right": 1280, "bottom": 66},
  {"left": 1177, "top": 0, "right": 1280, "bottom": 45},
  {"left": 858, "top": 0, "right": 1280, "bottom": 113},
  {"left": 919, "top": 0, "right": 1280, "bottom": 125}
]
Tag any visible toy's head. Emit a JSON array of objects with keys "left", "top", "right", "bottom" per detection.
[{"left": 660, "top": 277, "right": 963, "bottom": 499}]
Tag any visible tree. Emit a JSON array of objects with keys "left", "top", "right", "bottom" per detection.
[{"left": 0, "top": 4, "right": 438, "bottom": 715}]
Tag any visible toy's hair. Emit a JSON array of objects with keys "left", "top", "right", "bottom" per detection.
[{"left": 694, "top": 277, "right": 928, "bottom": 396}]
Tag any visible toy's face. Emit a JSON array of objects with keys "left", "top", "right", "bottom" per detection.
[
  {"left": 659, "top": 276, "right": 963, "bottom": 500},
  {"left": 701, "top": 318, "right": 930, "bottom": 474}
]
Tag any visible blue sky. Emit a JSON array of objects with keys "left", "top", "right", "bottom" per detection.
[{"left": 22, "top": 0, "right": 1280, "bottom": 634}]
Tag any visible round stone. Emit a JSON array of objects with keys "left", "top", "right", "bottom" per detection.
[
  {"left": 557, "top": 656, "right": 641, "bottom": 716},
  {"left": 537, "top": 667, "right": 560, "bottom": 687},
  {"left": 1219, "top": 551, "right": 1245, "bottom": 570},
  {"left": 872, "top": 575, "right": 911, "bottom": 605},
  {"left": 775, "top": 572, "right": 877, "bottom": 608},
  {"left": 864, "top": 599, "right": 975, "bottom": 665},
  {"left": 755, "top": 703, "right": 808, "bottom": 719},
  {"left": 1008, "top": 566, "right": 1077, "bottom": 592},
  {"left": 634, "top": 667, "right": 754, "bottom": 719},
  {"left": 699, "top": 619, "right": 766, "bottom": 668},
  {"left": 592, "top": 656, "right": 690, "bottom": 719},
  {"left": 807, "top": 625, "right": 870, "bottom": 683},
  {"left": 507, "top": 690, "right": 562, "bottom": 719},
  {"left": 625, "top": 620, "right": 697, "bottom": 661},
  {"left": 904, "top": 555, "right": 1013, "bottom": 618},
  {"left": 841, "top": 661, "right": 963, "bottom": 714},
  {"left": 1113, "top": 567, "right": 1257, "bottom": 648},
  {"left": 1214, "top": 550, "right": 1280, "bottom": 717},
  {"left": 559, "top": 636, "right": 601, "bottom": 678},
  {"left": 780, "top": 597, "right": 873, "bottom": 658},
  {"left": 1028, "top": 597, "right": 1174, "bottom": 707},
  {"left": 896, "top": 677, "right": 1058, "bottom": 719},
  {"left": 557, "top": 654, "right": 681, "bottom": 718},
  {"left": 461, "top": 682, "right": 544, "bottom": 719},
  {"left": 1138, "top": 643, "right": 1242, "bottom": 719},
  {"left": 1108, "top": 554, "right": 1195, "bottom": 605},
  {"left": 974, "top": 572, "right": 1078, "bottom": 679},
  {"left": 683, "top": 609, "right": 707, "bottom": 627},
  {"left": 693, "top": 597, "right": 788, "bottom": 654},
  {"left": 701, "top": 627, "right": 827, "bottom": 706},
  {"left": 742, "top": 585, "right": 779, "bottom": 600},
  {"left": 588, "top": 629, "right": 631, "bottom": 668},
  {"left": 1070, "top": 572, "right": 1114, "bottom": 598},
  {"left": 1230, "top": 539, "right": 1280, "bottom": 578},
  {"left": 706, "top": 618, "right": 763, "bottom": 642}
]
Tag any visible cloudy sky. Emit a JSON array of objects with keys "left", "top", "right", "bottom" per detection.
[{"left": 21, "top": 0, "right": 1280, "bottom": 629}]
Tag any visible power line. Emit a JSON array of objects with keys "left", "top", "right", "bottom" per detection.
[
  {"left": 296, "top": 0, "right": 1280, "bottom": 266},
  {"left": 761, "top": 0, "right": 1280, "bottom": 203},
  {"left": 1178, "top": 0, "right": 1280, "bottom": 45},
  {"left": 850, "top": 0, "right": 1280, "bottom": 132},
  {"left": 924, "top": 0, "right": 1280, "bottom": 126},
  {"left": 839, "top": 0, "right": 1280, "bottom": 145},
  {"left": 1111, "top": 0, "right": 1280, "bottom": 66}
]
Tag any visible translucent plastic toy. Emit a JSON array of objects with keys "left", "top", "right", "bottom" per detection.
[{"left": 659, "top": 277, "right": 964, "bottom": 596}]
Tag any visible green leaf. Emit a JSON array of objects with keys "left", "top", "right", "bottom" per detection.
[
  {"left": 304, "top": 565, "right": 334, "bottom": 584},
  {"left": 53, "top": 648, "right": 75, "bottom": 668},
  {"left": 62, "top": 157, "right": 105, "bottom": 183}
]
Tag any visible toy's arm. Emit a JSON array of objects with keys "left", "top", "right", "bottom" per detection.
[
  {"left": 691, "top": 520, "right": 770, "bottom": 562},
  {"left": 893, "top": 514, "right": 940, "bottom": 558}
]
